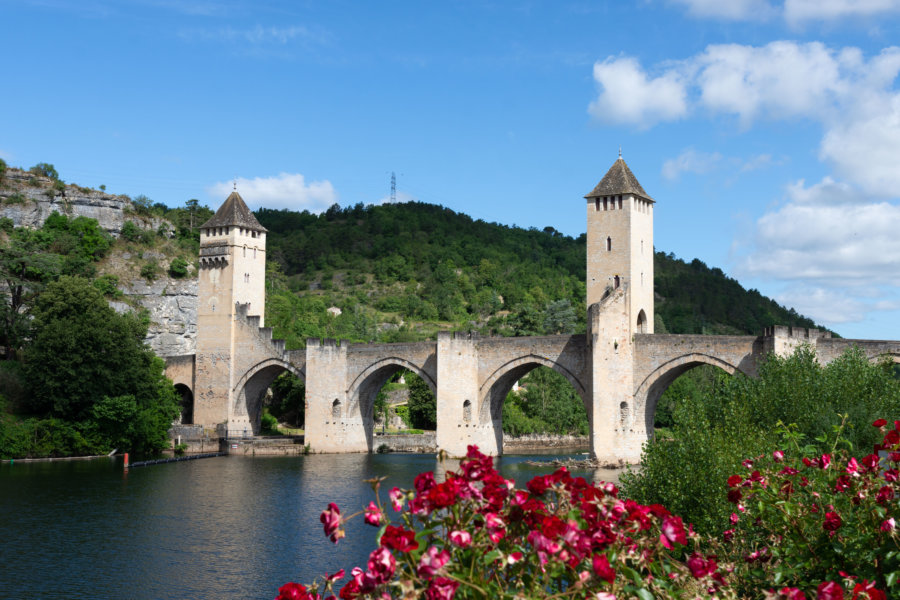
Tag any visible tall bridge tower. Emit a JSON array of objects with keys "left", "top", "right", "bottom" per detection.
[
  {"left": 585, "top": 155, "right": 656, "bottom": 461},
  {"left": 192, "top": 190, "right": 268, "bottom": 429},
  {"left": 584, "top": 153, "right": 655, "bottom": 334}
]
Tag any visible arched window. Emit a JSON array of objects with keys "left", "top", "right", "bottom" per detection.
[
  {"left": 243, "top": 245, "right": 247, "bottom": 257},
  {"left": 332, "top": 399, "right": 341, "bottom": 419},
  {"left": 619, "top": 402, "right": 630, "bottom": 429},
  {"left": 637, "top": 309, "right": 647, "bottom": 333},
  {"left": 614, "top": 275, "right": 620, "bottom": 288},
  {"left": 606, "top": 237, "right": 612, "bottom": 251},
  {"left": 463, "top": 400, "right": 472, "bottom": 423},
  {"left": 253, "top": 248, "right": 257, "bottom": 259}
]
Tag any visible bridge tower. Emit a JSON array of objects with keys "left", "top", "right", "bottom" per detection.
[
  {"left": 192, "top": 190, "right": 268, "bottom": 431},
  {"left": 584, "top": 153, "right": 654, "bottom": 332},
  {"left": 585, "top": 155, "right": 655, "bottom": 463}
]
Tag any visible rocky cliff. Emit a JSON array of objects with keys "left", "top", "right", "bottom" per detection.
[{"left": 0, "top": 168, "right": 197, "bottom": 357}]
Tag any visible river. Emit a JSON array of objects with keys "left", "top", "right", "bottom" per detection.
[{"left": 0, "top": 452, "right": 626, "bottom": 600}]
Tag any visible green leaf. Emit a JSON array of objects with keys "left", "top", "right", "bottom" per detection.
[
  {"left": 887, "top": 571, "right": 899, "bottom": 587},
  {"left": 635, "top": 589, "right": 654, "bottom": 600},
  {"left": 482, "top": 550, "right": 502, "bottom": 565}
]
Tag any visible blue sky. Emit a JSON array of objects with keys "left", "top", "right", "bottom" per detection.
[{"left": 3, "top": 0, "right": 900, "bottom": 340}]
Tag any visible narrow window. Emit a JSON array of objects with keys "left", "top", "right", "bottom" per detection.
[
  {"left": 637, "top": 309, "right": 647, "bottom": 333},
  {"left": 617, "top": 197, "right": 623, "bottom": 210},
  {"left": 595, "top": 198, "right": 600, "bottom": 211},
  {"left": 463, "top": 400, "right": 472, "bottom": 423},
  {"left": 619, "top": 402, "right": 630, "bottom": 428},
  {"left": 332, "top": 399, "right": 341, "bottom": 419},
  {"left": 614, "top": 275, "right": 620, "bottom": 288},
  {"left": 253, "top": 248, "right": 257, "bottom": 259},
  {"left": 243, "top": 245, "right": 247, "bottom": 257},
  {"left": 606, "top": 237, "right": 612, "bottom": 251},
  {"left": 603, "top": 198, "right": 608, "bottom": 211}
]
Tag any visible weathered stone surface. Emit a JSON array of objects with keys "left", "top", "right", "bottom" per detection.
[{"left": 120, "top": 277, "right": 198, "bottom": 357}]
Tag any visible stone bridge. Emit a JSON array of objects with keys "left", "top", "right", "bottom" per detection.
[
  {"left": 165, "top": 159, "right": 900, "bottom": 462},
  {"left": 166, "top": 307, "right": 900, "bottom": 462}
]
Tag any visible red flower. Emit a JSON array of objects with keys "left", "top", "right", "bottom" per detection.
[
  {"left": 414, "top": 471, "right": 436, "bottom": 493},
  {"left": 380, "top": 525, "right": 419, "bottom": 552},
  {"left": 852, "top": 580, "right": 886, "bottom": 600},
  {"left": 874, "top": 418, "right": 888, "bottom": 427},
  {"left": 592, "top": 553, "right": 615, "bottom": 584},
  {"left": 727, "top": 488, "right": 743, "bottom": 504},
  {"left": 365, "top": 547, "right": 395, "bottom": 585},
  {"left": 823, "top": 511, "right": 842, "bottom": 531},
  {"left": 884, "top": 430, "right": 900, "bottom": 447},
  {"left": 876, "top": 485, "right": 894, "bottom": 505},
  {"left": 275, "top": 582, "right": 310, "bottom": 600},
  {"left": 817, "top": 581, "right": 845, "bottom": 600},
  {"left": 686, "top": 553, "right": 717, "bottom": 578},
  {"left": 775, "top": 587, "right": 807, "bottom": 600},
  {"left": 320, "top": 503, "right": 344, "bottom": 543},
  {"left": 425, "top": 577, "right": 459, "bottom": 600},
  {"left": 834, "top": 475, "right": 851, "bottom": 493},
  {"left": 727, "top": 474, "right": 743, "bottom": 487},
  {"left": 819, "top": 454, "right": 833, "bottom": 470},
  {"left": 773, "top": 450, "right": 785, "bottom": 462},
  {"left": 881, "top": 517, "right": 896, "bottom": 532}
]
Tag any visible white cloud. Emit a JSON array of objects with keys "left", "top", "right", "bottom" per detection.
[
  {"left": 739, "top": 154, "right": 779, "bottom": 172},
  {"left": 669, "top": 0, "right": 900, "bottom": 23},
  {"left": 776, "top": 286, "right": 871, "bottom": 323},
  {"left": 207, "top": 173, "right": 337, "bottom": 212},
  {"left": 784, "top": 0, "right": 900, "bottom": 24},
  {"left": 740, "top": 178, "right": 900, "bottom": 286},
  {"left": 588, "top": 56, "right": 688, "bottom": 128},
  {"left": 669, "top": 0, "right": 778, "bottom": 20},
  {"left": 661, "top": 148, "right": 721, "bottom": 180}
]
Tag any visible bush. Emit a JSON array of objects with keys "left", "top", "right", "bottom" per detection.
[
  {"left": 92, "top": 274, "right": 122, "bottom": 298},
  {"left": 168, "top": 257, "right": 189, "bottom": 278},
  {"left": 29, "top": 162, "right": 59, "bottom": 181},
  {"left": 140, "top": 259, "right": 160, "bottom": 281},
  {"left": 260, "top": 411, "right": 279, "bottom": 435},
  {"left": 721, "top": 418, "right": 900, "bottom": 598},
  {"left": 0, "top": 158, "right": 7, "bottom": 179},
  {"left": 121, "top": 220, "right": 140, "bottom": 242}
]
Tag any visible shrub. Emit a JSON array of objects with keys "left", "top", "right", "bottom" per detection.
[
  {"left": 168, "top": 257, "right": 189, "bottom": 278},
  {"left": 140, "top": 259, "right": 159, "bottom": 281},
  {"left": 5, "top": 192, "right": 26, "bottom": 204},
  {"left": 721, "top": 417, "right": 899, "bottom": 598},
  {"left": 0, "top": 158, "right": 6, "bottom": 179},
  {"left": 29, "top": 163, "right": 59, "bottom": 181},
  {"left": 260, "top": 411, "right": 279, "bottom": 435},
  {"left": 121, "top": 220, "right": 140, "bottom": 242},
  {"left": 92, "top": 274, "right": 122, "bottom": 298},
  {"left": 173, "top": 442, "right": 188, "bottom": 456}
]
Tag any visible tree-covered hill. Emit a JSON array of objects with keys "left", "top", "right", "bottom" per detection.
[{"left": 255, "top": 201, "right": 825, "bottom": 346}]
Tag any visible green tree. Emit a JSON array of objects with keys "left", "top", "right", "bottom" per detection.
[
  {"left": 23, "top": 276, "right": 179, "bottom": 454},
  {"left": 406, "top": 372, "right": 436, "bottom": 430}
]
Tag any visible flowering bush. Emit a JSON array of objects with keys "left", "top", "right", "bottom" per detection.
[
  {"left": 277, "top": 445, "right": 733, "bottom": 599},
  {"left": 722, "top": 417, "right": 900, "bottom": 599}
]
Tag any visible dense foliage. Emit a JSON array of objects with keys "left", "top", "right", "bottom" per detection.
[
  {"left": 0, "top": 277, "right": 180, "bottom": 458},
  {"left": 255, "top": 202, "right": 824, "bottom": 341},
  {"left": 502, "top": 367, "right": 589, "bottom": 436},
  {"left": 621, "top": 346, "right": 900, "bottom": 535}
]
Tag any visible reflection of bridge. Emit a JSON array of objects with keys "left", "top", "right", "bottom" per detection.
[{"left": 164, "top": 158, "right": 900, "bottom": 462}]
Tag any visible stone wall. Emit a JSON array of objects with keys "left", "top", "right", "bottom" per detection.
[
  {"left": 374, "top": 432, "right": 437, "bottom": 452},
  {"left": 112, "top": 277, "right": 198, "bottom": 357}
]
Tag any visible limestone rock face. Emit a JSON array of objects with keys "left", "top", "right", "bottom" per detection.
[
  {"left": 117, "top": 277, "right": 198, "bottom": 357},
  {"left": 0, "top": 169, "right": 170, "bottom": 235}
]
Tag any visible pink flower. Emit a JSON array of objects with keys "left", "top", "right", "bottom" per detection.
[
  {"left": 742, "top": 459, "right": 754, "bottom": 469},
  {"left": 418, "top": 546, "right": 450, "bottom": 580},
  {"left": 389, "top": 487, "right": 405, "bottom": 511},
  {"left": 819, "top": 454, "right": 832, "bottom": 470},
  {"left": 325, "top": 569, "right": 344, "bottom": 583},
  {"left": 823, "top": 511, "right": 842, "bottom": 532},
  {"left": 320, "top": 503, "right": 344, "bottom": 543},
  {"left": 730, "top": 512, "right": 740, "bottom": 525},
  {"left": 364, "top": 501, "right": 382, "bottom": 527},
  {"left": 366, "top": 547, "right": 395, "bottom": 585},
  {"left": 816, "top": 581, "right": 844, "bottom": 600},
  {"left": 595, "top": 594, "right": 618, "bottom": 600},
  {"left": 507, "top": 551, "right": 523, "bottom": 565},
  {"left": 846, "top": 458, "right": 860, "bottom": 476},
  {"left": 881, "top": 517, "right": 896, "bottom": 532},
  {"left": 275, "top": 582, "right": 311, "bottom": 600},
  {"left": 448, "top": 530, "right": 472, "bottom": 548},
  {"left": 775, "top": 588, "right": 807, "bottom": 600},
  {"left": 425, "top": 577, "right": 459, "bottom": 600},
  {"left": 773, "top": 450, "right": 785, "bottom": 462},
  {"left": 592, "top": 554, "right": 615, "bottom": 584},
  {"left": 660, "top": 514, "right": 687, "bottom": 549}
]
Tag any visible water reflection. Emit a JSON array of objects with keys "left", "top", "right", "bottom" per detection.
[{"left": 0, "top": 452, "right": 627, "bottom": 600}]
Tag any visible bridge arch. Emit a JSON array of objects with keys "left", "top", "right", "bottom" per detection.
[
  {"left": 346, "top": 357, "right": 436, "bottom": 420},
  {"left": 478, "top": 355, "right": 588, "bottom": 455},
  {"left": 232, "top": 358, "right": 306, "bottom": 434},
  {"left": 634, "top": 353, "right": 746, "bottom": 437}
]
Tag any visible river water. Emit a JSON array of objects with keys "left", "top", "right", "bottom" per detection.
[{"left": 0, "top": 452, "right": 625, "bottom": 600}]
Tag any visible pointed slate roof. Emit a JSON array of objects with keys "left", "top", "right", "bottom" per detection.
[
  {"left": 201, "top": 190, "right": 267, "bottom": 232},
  {"left": 585, "top": 157, "right": 653, "bottom": 202}
]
